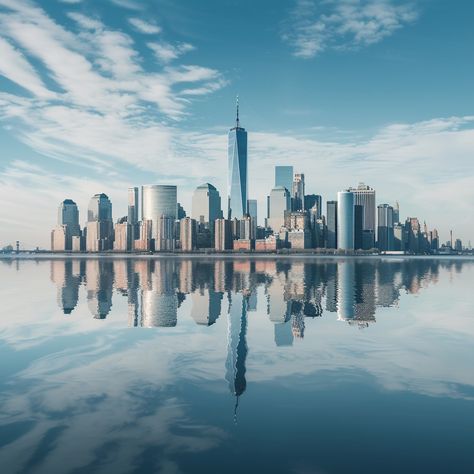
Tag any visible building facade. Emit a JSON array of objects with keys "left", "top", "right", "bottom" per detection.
[
  {"left": 227, "top": 100, "right": 248, "bottom": 219},
  {"left": 337, "top": 191, "right": 354, "bottom": 250}
]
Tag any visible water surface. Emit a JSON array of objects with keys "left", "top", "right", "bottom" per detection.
[{"left": 0, "top": 257, "right": 473, "bottom": 473}]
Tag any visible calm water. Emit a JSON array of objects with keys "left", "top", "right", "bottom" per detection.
[{"left": 0, "top": 257, "right": 474, "bottom": 474}]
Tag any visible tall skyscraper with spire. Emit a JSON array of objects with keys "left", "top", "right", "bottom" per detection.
[{"left": 227, "top": 97, "right": 248, "bottom": 219}]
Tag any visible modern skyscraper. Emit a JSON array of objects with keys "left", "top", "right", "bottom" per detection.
[
  {"left": 127, "top": 187, "right": 139, "bottom": 243},
  {"left": 86, "top": 193, "right": 114, "bottom": 252},
  {"left": 304, "top": 194, "right": 322, "bottom": 218},
  {"left": 337, "top": 190, "right": 354, "bottom": 250},
  {"left": 215, "top": 218, "right": 232, "bottom": 250},
  {"left": 377, "top": 204, "right": 394, "bottom": 251},
  {"left": 266, "top": 186, "right": 291, "bottom": 232},
  {"left": 326, "top": 201, "right": 338, "bottom": 249},
  {"left": 52, "top": 199, "right": 81, "bottom": 251},
  {"left": 141, "top": 184, "right": 177, "bottom": 247},
  {"left": 275, "top": 166, "right": 293, "bottom": 193},
  {"left": 113, "top": 216, "right": 131, "bottom": 252},
  {"left": 354, "top": 204, "right": 363, "bottom": 250},
  {"left": 192, "top": 183, "right": 222, "bottom": 224},
  {"left": 349, "top": 183, "right": 376, "bottom": 247},
  {"left": 180, "top": 217, "right": 197, "bottom": 251},
  {"left": 393, "top": 201, "right": 400, "bottom": 223},
  {"left": 227, "top": 98, "right": 248, "bottom": 219},
  {"left": 292, "top": 173, "right": 305, "bottom": 211}
]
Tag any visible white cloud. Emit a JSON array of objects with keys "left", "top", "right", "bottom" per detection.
[
  {"left": 148, "top": 41, "right": 194, "bottom": 63},
  {"left": 283, "top": 0, "right": 418, "bottom": 58},
  {"left": 129, "top": 17, "right": 161, "bottom": 35}
]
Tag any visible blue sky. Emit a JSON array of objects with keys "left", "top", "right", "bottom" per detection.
[{"left": 0, "top": 0, "right": 473, "bottom": 248}]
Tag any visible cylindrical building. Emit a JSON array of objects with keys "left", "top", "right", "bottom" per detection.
[
  {"left": 141, "top": 185, "right": 177, "bottom": 241},
  {"left": 337, "top": 190, "right": 354, "bottom": 250}
]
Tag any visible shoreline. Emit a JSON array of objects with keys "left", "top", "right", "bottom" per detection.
[{"left": 1, "top": 252, "right": 473, "bottom": 260}]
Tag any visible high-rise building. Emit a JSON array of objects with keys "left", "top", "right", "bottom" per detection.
[
  {"left": 393, "top": 223, "right": 404, "bottom": 251},
  {"left": 275, "top": 166, "right": 293, "bottom": 193},
  {"left": 141, "top": 184, "right": 177, "bottom": 247},
  {"left": 454, "top": 238, "right": 463, "bottom": 252},
  {"left": 180, "top": 217, "right": 197, "bottom": 251},
  {"left": 52, "top": 199, "right": 81, "bottom": 251},
  {"left": 86, "top": 193, "right": 114, "bottom": 252},
  {"left": 266, "top": 186, "right": 291, "bottom": 232},
  {"left": 227, "top": 98, "right": 248, "bottom": 219},
  {"left": 393, "top": 201, "right": 400, "bottom": 223},
  {"left": 157, "top": 215, "right": 175, "bottom": 251},
  {"left": 326, "top": 201, "right": 338, "bottom": 249},
  {"left": 215, "top": 218, "right": 232, "bottom": 250},
  {"left": 192, "top": 183, "right": 222, "bottom": 224},
  {"left": 377, "top": 204, "right": 394, "bottom": 251},
  {"left": 127, "top": 187, "right": 139, "bottom": 243},
  {"left": 349, "top": 183, "right": 376, "bottom": 247},
  {"left": 354, "top": 204, "right": 363, "bottom": 250},
  {"left": 304, "top": 194, "right": 322, "bottom": 218},
  {"left": 337, "top": 191, "right": 354, "bottom": 250},
  {"left": 292, "top": 173, "right": 305, "bottom": 211},
  {"left": 114, "top": 216, "right": 131, "bottom": 252}
]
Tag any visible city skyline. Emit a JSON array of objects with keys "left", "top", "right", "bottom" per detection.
[{"left": 0, "top": 0, "right": 473, "bottom": 248}]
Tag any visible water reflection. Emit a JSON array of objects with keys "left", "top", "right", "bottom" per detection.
[
  {"left": 1, "top": 257, "right": 474, "bottom": 474},
  {"left": 47, "top": 257, "right": 455, "bottom": 329}
]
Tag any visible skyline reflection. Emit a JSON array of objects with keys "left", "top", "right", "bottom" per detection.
[{"left": 46, "top": 257, "right": 460, "bottom": 330}]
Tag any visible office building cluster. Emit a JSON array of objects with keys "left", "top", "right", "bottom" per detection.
[{"left": 50, "top": 103, "right": 463, "bottom": 254}]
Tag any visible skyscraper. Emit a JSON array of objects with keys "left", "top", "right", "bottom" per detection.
[
  {"left": 275, "top": 166, "right": 293, "bottom": 193},
  {"left": 349, "top": 183, "right": 376, "bottom": 248},
  {"left": 86, "top": 193, "right": 114, "bottom": 252},
  {"left": 292, "top": 173, "right": 305, "bottom": 211},
  {"left": 191, "top": 183, "right": 222, "bottom": 224},
  {"left": 337, "top": 191, "right": 354, "bottom": 250},
  {"left": 141, "top": 184, "right": 177, "bottom": 248},
  {"left": 326, "top": 201, "right": 338, "bottom": 249},
  {"left": 304, "top": 194, "right": 322, "bottom": 218},
  {"left": 127, "top": 187, "right": 139, "bottom": 243},
  {"left": 354, "top": 204, "right": 363, "bottom": 250},
  {"left": 180, "top": 217, "right": 197, "bottom": 251},
  {"left": 377, "top": 204, "right": 394, "bottom": 251},
  {"left": 52, "top": 199, "right": 81, "bottom": 251},
  {"left": 227, "top": 98, "right": 248, "bottom": 219},
  {"left": 266, "top": 186, "right": 291, "bottom": 232}
]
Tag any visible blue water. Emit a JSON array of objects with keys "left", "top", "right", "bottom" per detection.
[{"left": 0, "top": 257, "right": 473, "bottom": 473}]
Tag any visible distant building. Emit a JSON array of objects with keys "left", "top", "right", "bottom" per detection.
[
  {"left": 215, "top": 218, "right": 232, "bottom": 250},
  {"left": 86, "top": 193, "right": 114, "bottom": 252},
  {"left": 267, "top": 186, "right": 291, "bottom": 232},
  {"left": 127, "top": 187, "right": 139, "bottom": 244},
  {"left": 114, "top": 217, "right": 131, "bottom": 252},
  {"left": 337, "top": 191, "right": 354, "bottom": 250},
  {"left": 233, "top": 239, "right": 254, "bottom": 251},
  {"left": 51, "top": 225, "right": 67, "bottom": 252},
  {"left": 393, "top": 223, "right": 404, "bottom": 251},
  {"left": 51, "top": 199, "right": 81, "bottom": 251},
  {"left": 377, "top": 204, "right": 394, "bottom": 251},
  {"left": 292, "top": 173, "right": 305, "bottom": 211},
  {"left": 247, "top": 199, "right": 258, "bottom": 237},
  {"left": 228, "top": 99, "right": 248, "bottom": 219},
  {"left": 142, "top": 184, "right": 177, "bottom": 249},
  {"left": 354, "top": 204, "right": 363, "bottom": 250},
  {"left": 275, "top": 165, "right": 293, "bottom": 193},
  {"left": 326, "top": 200, "right": 337, "bottom": 249},
  {"left": 454, "top": 238, "right": 463, "bottom": 252},
  {"left": 135, "top": 219, "right": 153, "bottom": 251},
  {"left": 157, "top": 215, "right": 175, "bottom": 251},
  {"left": 192, "top": 183, "right": 222, "bottom": 225},
  {"left": 349, "top": 183, "right": 376, "bottom": 248},
  {"left": 304, "top": 194, "right": 322, "bottom": 219},
  {"left": 255, "top": 235, "right": 281, "bottom": 252},
  {"left": 180, "top": 217, "right": 197, "bottom": 251}
]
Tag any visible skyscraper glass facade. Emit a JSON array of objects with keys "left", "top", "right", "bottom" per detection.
[
  {"left": 275, "top": 166, "right": 293, "bottom": 193},
  {"left": 227, "top": 103, "right": 248, "bottom": 219}
]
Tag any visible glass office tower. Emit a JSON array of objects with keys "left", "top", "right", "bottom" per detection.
[
  {"left": 227, "top": 99, "right": 248, "bottom": 219},
  {"left": 337, "top": 190, "right": 354, "bottom": 250},
  {"left": 275, "top": 166, "right": 293, "bottom": 193}
]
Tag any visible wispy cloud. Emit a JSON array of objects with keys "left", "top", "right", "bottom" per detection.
[
  {"left": 148, "top": 41, "right": 195, "bottom": 63},
  {"left": 128, "top": 17, "right": 161, "bottom": 35},
  {"left": 283, "top": 0, "right": 418, "bottom": 58}
]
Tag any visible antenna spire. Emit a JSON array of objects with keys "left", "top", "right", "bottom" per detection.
[{"left": 236, "top": 95, "right": 240, "bottom": 128}]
